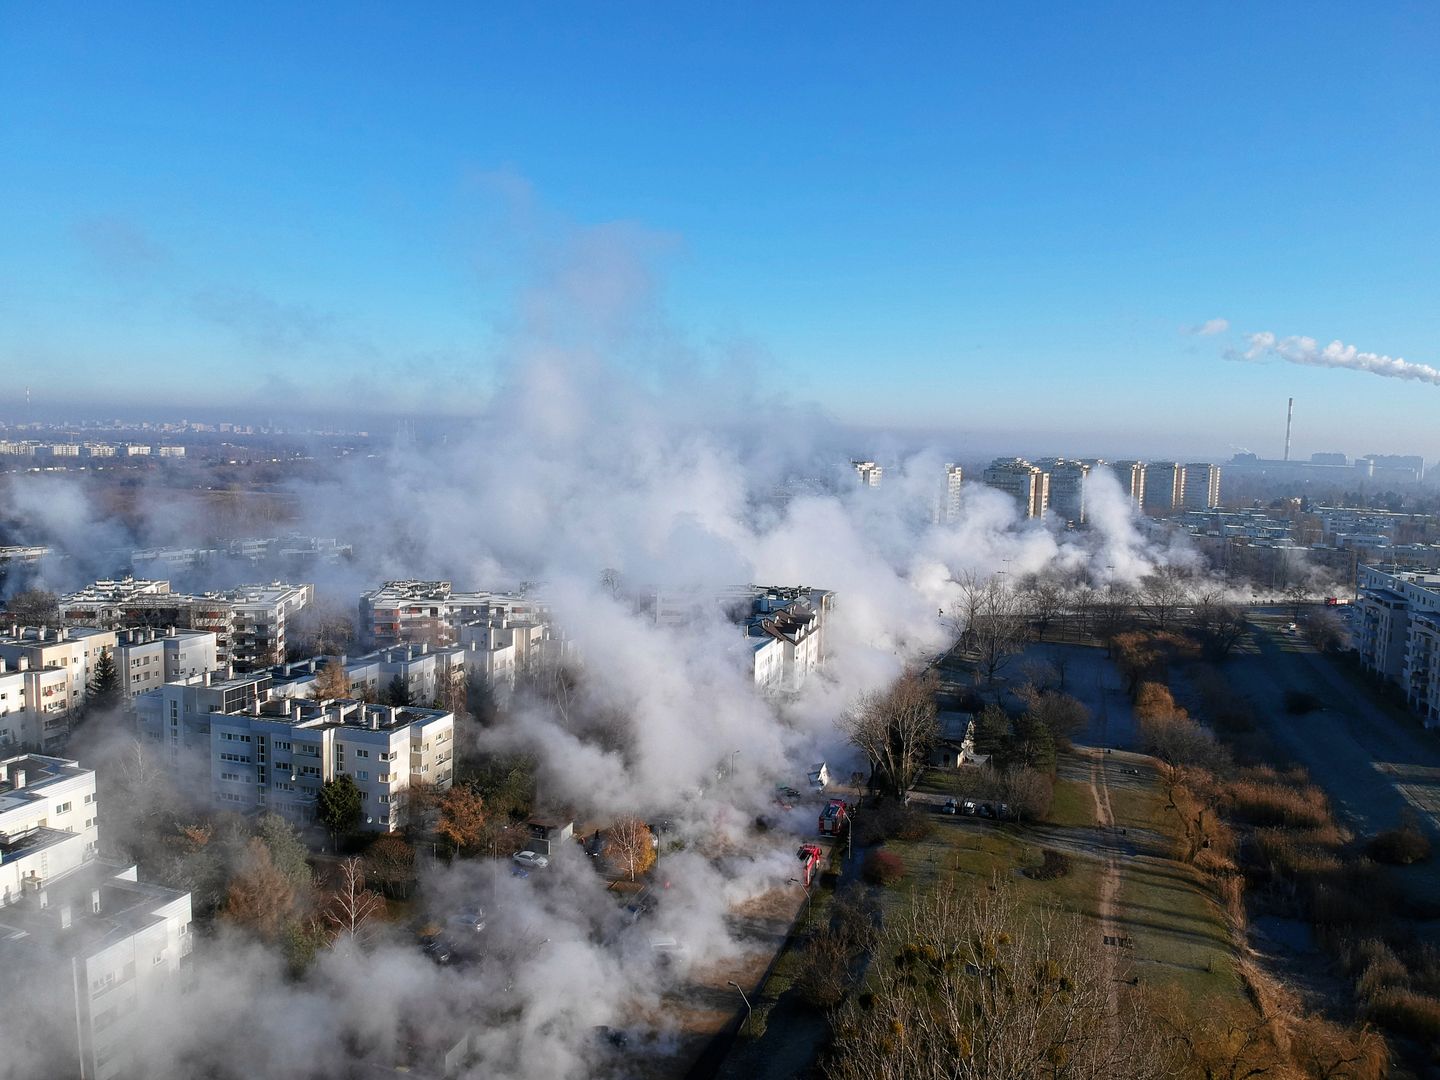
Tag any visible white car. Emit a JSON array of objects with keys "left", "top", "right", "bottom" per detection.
[{"left": 512, "top": 850, "right": 549, "bottom": 870}]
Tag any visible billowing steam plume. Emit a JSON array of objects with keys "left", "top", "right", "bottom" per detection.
[{"left": 1235, "top": 330, "right": 1440, "bottom": 386}]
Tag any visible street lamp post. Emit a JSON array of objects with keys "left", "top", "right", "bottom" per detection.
[
  {"left": 727, "top": 980, "right": 752, "bottom": 1031},
  {"left": 788, "top": 877, "right": 812, "bottom": 922}
]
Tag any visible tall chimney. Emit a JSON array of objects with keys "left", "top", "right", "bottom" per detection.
[{"left": 1284, "top": 397, "right": 1294, "bottom": 462}]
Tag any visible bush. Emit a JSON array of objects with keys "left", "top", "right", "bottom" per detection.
[
  {"left": 1364, "top": 988, "right": 1440, "bottom": 1042},
  {"left": 1368, "top": 825, "right": 1430, "bottom": 865},
  {"left": 1225, "top": 779, "right": 1332, "bottom": 829},
  {"left": 893, "top": 808, "right": 933, "bottom": 842},
  {"left": 1284, "top": 689, "right": 1322, "bottom": 715},
  {"left": 1027, "top": 849, "right": 1071, "bottom": 880},
  {"left": 862, "top": 850, "right": 906, "bottom": 886}
]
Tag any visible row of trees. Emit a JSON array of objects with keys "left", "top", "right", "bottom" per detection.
[{"left": 947, "top": 567, "right": 1260, "bottom": 686}]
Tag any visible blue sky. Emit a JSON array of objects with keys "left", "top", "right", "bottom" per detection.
[{"left": 2, "top": 3, "right": 1438, "bottom": 459}]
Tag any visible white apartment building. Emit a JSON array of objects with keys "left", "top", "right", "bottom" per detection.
[
  {"left": 111, "top": 627, "right": 219, "bottom": 701},
  {"left": 0, "top": 659, "right": 74, "bottom": 753},
  {"left": 1106, "top": 460, "right": 1147, "bottom": 511},
  {"left": 1355, "top": 566, "right": 1440, "bottom": 725},
  {"left": 136, "top": 681, "right": 454, "bottom": 832},
  {"left": 981, "top": 458, "right": 1049, "bottom": 519},
  {"left": 1038, "top": 458, "right": 1090, "bottom": 526},
  {"left": 741, "top": 587, "right": 834, "bottom": 692},
  {"left": 359, "top": 581, "right": 545, "bottom": 648},
  {"left": 943, "top": 463, "right": 964, "bottom": 523},
  {"left": 0, "top": 626, "right": 118, "bottom": 749},
  {"left": 852, "top": 460, "right": 883, "bottom": 487},
  {"left": 1143, "top": 462, "right": 1184, "bottom": 513},
  {"left": 0, "top": 755, "right": 192, "bottom": 1080},
  {"left": 271, "top": 641, "right": 470, "bottom": 705},
  {"left": 1182, "top": 462, "right": 1223, "bottom": 509},
  {"left": 0, "top": 754, "right": 100, "bottom": 904},
  {"left": 59, "top": 579, "right": 312, "bottom": 671}
]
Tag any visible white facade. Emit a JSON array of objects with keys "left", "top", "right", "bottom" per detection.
[
  {"left": 136, "top": 683, "right": 454, "bottom": 832},
  {"left": 742, "top": 587, "right": 834, "bottom": 692},
  {"left": 0, "top": 755, "right": 100, "bottom": 906},
  {"left": 852, "top": 460, "right": 883, "bottom": 487},
  {"left": 982, "top": 458, "right": 1049, "bottom": 519},
  {"left": 359, "top": 581, "right": 547, "bottom": 650},
  {"left": 111, "top": 628, "right": 220, "bottom": 701},
  {"left": 0, "top": 753, "right": 191, "bottom": 1080},
  {"left": 1356, "top": 566, "right": 1440, "bottom": 725},
  {"left": 943, "top": 463, "right": 964, "bottom": 523},
  {"left": 59, "top": 580, "right": 312, "bottom": 671}
]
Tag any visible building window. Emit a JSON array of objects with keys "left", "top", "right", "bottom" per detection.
[
  {"left": 356, "top": 771, "right": 368, "bottom": 781},
  {"left": 55, "top": 801, "right": 71, "bottom": 814}
]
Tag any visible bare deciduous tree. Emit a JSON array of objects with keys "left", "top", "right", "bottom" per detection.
[
  {"left": 603, "top": 815, "right": 656, "bottom": 881},
  {"left": 951, "top": 573, "right": 1027, "bottom": 684},
  {"left": 324, "top": 857, "right": 385, "bottom": 946},
  {"left": 842, "top": 670, "right": 939, "bottom": 799},
  {"left": 826, "top": 882, "right": 1167, "bottom": 1080},
  {"left": 1139, "top": 565, "right": 1192, "bottom": 630}
]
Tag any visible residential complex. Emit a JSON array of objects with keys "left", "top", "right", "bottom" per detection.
[
  {"left": 135, "top": 675, "right": 454, "bottom": 832},
  {"left": 358, "top": 580, "right": 546, "bottom": 649},
  {"left": 0, "top": 754, "right": 193, "bottom": 1080},
  {"left": 1143, "top": 462, "right": 1185, "bottom": 513},
  {"left": 0, "top": 626, "right": 118, "bottom": 751},
  {"left": 851, "top": 460, "right": 883, "bottom": 487},
  {"left": 58, "top": 579, "right": 312, "bottom": 670},
  {"left": 739, "top": 586, "right": 834, "bottom": 692},
  {"left": 1355, "top": 566, "right": 1440, "bottom": 725},
  {"left": 943, "top": 463, "right": 964, "bottom": 523},
  {"left": 981, "top": 458, "right": 1049, "bottom": 518},
  {"left": 1037, "top": 458, "right": 1090, "bottom": 526}
]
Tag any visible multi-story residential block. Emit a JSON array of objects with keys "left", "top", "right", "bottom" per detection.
[
  {"left": 852, "top": 460, "right": 883, "bottom": 487},
  {"left": 155, "top": 445, "right": 186, "bottom": 457},
  {"left": 1104, "top": 460, "right": 1146, "bottom": 511},
  {"left": 1142, "top": 461, "right": 1184, "bottom": 513},
  {"left": 943, "top": 463, "right": 964, "bottom": 523},
  {"left": 135, "top": 679, "right": 453, "bottom": 831},
  {"left": 0, "top": 754, "right": 192, "bottom": 1080},
  {"left": 111, "top": 627, "right": 219, "bottom": 701},
  {"left": 359, "top": 581, "right": 544, "bottom": 648},
  {"left": 981, "top": 458, "right": 1049, "bottom": 518},
  {"left": 0, "top": 754, "right": 101, "bottom": 903},
  {"left": 741, "top": 587, "right": 833, "bottom": 692},
  {"left": 59, "top": 579, "right": 312, "bottom": 671},
  {"left": 0, "top": 626, "right": 118, "bottom": 748},
  {"left": 271, "top": 642, "right": 469, "bottom": 705},
  {"left": 1355, "top": 566, "right": 1440, "bottom": 725},
  {"left": 1038, "top": 458, "right": 1090, "bottom": 525},
  {"left": 1182, "top": 462, "right": 1222, "bottom": 509}
]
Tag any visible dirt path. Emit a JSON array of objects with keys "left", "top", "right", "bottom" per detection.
[{"left": 1085, "top": 748, "right": 1123, "bottom": 1016}]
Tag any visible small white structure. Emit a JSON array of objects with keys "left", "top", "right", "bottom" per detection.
[{"left": 808, "top": 762, "right": 830, "bottom": 792}]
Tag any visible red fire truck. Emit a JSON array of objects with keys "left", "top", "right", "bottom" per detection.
[
  {"left": 818, "top": 798, "right": 849, "bottom": 836},
  {"left": 796, "top": 843, "right": 824, "bottom": 888}
]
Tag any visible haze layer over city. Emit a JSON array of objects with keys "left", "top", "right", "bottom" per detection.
[{"left": 3, "top": 7, "right": 1439, "bottom": 1080}]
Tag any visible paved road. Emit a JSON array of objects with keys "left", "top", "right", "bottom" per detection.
[{"left": 1201, "top": 615, "right": 1440, "bottom": 846}]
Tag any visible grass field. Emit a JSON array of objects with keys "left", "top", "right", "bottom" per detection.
[{"left": 882, "top": 752, "right": 1243, "bottom": 1006}]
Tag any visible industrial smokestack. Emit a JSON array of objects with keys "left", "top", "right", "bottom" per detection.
[{"left": 1284, "top": 397, "right": 1294, "bottom": 461}]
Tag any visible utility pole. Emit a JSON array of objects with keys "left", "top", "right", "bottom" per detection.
[{"left": 727, "top": 981, "right": 752, "bottom": 1031}]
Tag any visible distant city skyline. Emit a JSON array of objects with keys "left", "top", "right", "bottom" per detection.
[{"left": 4, "top": 4, "right": 1439, "bottom": 458}]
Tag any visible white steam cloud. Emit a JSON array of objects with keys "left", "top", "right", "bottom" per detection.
[
  {"left": 0, "top": 211, "right": 1211, "bottom": 1080},
  {"left": 1233, "top": 330, "right": 1440, "bottom": 386}
]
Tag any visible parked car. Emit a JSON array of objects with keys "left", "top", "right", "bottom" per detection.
[
  {"left": 447, "top": 908, "right": 486, "bottom": 934},
  {"left": 420, "top": 935, "right": 453, "bottom": 965},
  {"left": 977, "top": 802, "right": 995, "bottom": 819},
  {"left": 512, "top": 850, "right": 550, "bottom": 870},
  {"left": 961, "top": 799, "right": 977, "bottom": 816},
  {"left": 996, "top": 802, "right": 1013, "bottom": 821},
  {"left": 941, "top": 798, "right": 958, "bottom": 815},
  {"left": 585, "top": 831, "right": 607, "bottom": 857}
]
